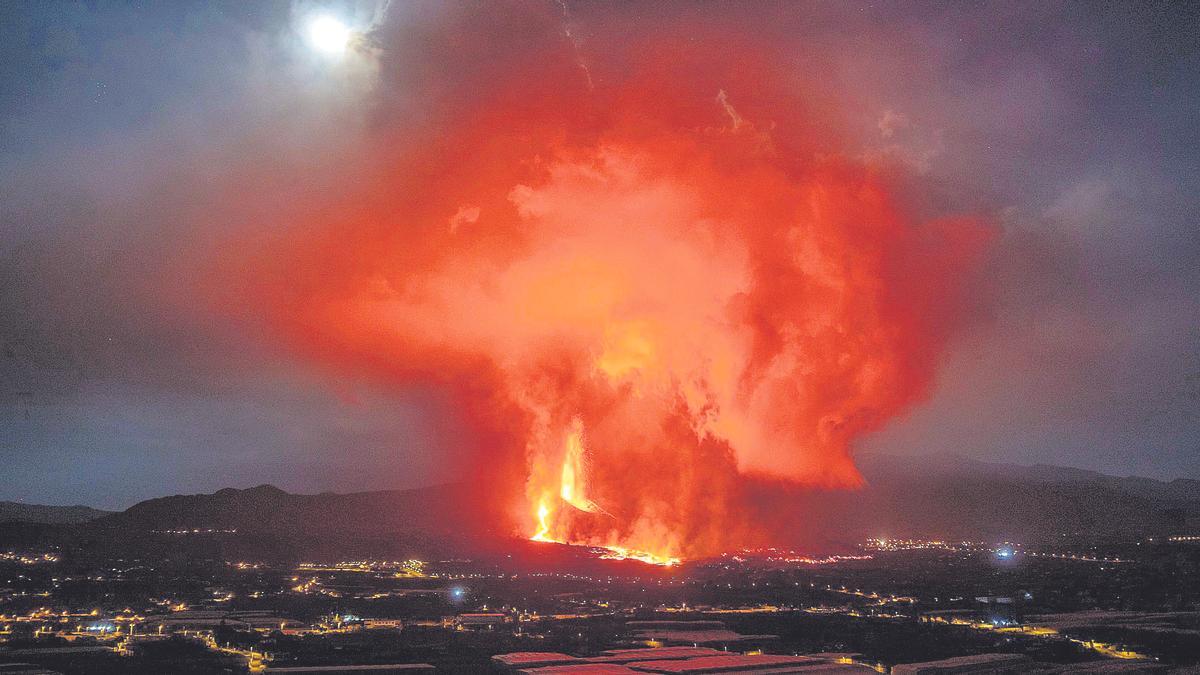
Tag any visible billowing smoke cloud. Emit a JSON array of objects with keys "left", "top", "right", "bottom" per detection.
[
  {"left": 5, "top": 2, "right": 1197, "bottom": 514},
  {"left": 226, "top": 3, "right": 990, "bottom": 559}
]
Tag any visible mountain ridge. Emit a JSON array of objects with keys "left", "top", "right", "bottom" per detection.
[
  {"left": 0, "top": 501, "right": 112, "bottom": 525},
  {"left": 855, "top": 451, "right": 1200, "bottom": 502},
  {"left": 5, "top": 454, "right": 1198, "bottom": 560}
]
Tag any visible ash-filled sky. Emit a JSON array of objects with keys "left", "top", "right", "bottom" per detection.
[{"left": 1, "top": 1, "right": 1198, "bottom": 511}]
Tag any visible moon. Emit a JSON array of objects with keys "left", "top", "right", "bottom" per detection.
[{"left": 307, "top": 15, "right": 352, "bottom": 55}]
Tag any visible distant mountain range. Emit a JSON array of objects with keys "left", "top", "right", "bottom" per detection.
[
  {"left": 858, "top": 451, "right": 1200, "bottom": 503},
  {"left": 2, "top": 454, "right": 1197, "bottom": 562},
  {"left": 0, "top": 501, "right": 110, "bottom": 525},
  {"left": 62, "top": 482, "right": 493, "bottom": 564},
  {"left": 833, "top": 452, "right": 1200, "bottom": 543},
  {"left": 97, "top": 482, "right": 473, "bottom": 534}
]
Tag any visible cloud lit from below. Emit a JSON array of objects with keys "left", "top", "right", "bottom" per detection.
[{"left": 227, "top": 12, "right": 993, "bottom": 559}]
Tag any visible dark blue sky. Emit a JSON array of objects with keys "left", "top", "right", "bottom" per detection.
[{"left": 1, "top": 1, "right": 1198, "bottom": 509}]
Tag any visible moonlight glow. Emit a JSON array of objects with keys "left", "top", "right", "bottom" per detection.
[{"left": 307, "top": 15, "right": 351, "bottom": 55}]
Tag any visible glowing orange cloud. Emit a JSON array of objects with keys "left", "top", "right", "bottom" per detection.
[{"left": 228, "top": 9, "right": 991, "bottom": 562}]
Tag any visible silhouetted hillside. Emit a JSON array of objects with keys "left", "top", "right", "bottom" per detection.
[
  {"left": 0, "top": 500, "right": 110, "bottom": 524},
  {"left": 829, "top": 452, "right": 1200, "bottom": 543},
  {"left": 78, "top": 483, "right": 492, "bottom": 562},
  {"left": 857, "top": 452, "right": 1200, "bottom": 502}
]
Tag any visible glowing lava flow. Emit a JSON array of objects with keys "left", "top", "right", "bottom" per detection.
[
  {"left": 532, "top": 501, "right": 552, "bottom": 542},
  {"left": 530, "top": 419, "right": 680, "bottom": 566},
  {"left": 531, "top": 505, "right": 682, "bottom": 567},
  {"left": 596, "top": 545, "right": 681, "bottom": 567},
  {"left": 559, "top": 418, "right": 600, "bottom": 514},
  {"left": 531, "top": 507, "right": 681, "bottom": 566}
]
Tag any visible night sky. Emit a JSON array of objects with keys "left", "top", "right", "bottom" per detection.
[{"left": 2, "top": 1, "right": 1198, "bottom": 510}]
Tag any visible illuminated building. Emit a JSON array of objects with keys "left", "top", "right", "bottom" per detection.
[{"left": 455, "top": 613, "right": 507, "bottom": 630}]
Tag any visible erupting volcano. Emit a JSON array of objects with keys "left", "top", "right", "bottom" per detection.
[{"left": 232, "top": 7, "right": 991, "bottom": 564}]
